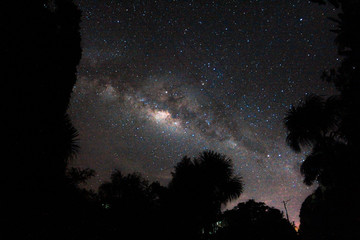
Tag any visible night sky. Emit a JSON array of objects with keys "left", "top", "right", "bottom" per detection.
[{"left": 69, "top": 0, "right": 339, "bottom": 225}]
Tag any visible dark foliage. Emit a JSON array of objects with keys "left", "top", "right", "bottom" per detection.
[
  {"left": 299, "top": 186, "right": 360, "bottom": 240},
  {"left": 285, "top": 1, "right": 360, "bottom": 239},
  {"left": 215, "top": 200, "right": 298, "bottom": 240},
  {"left": 284, "top": 94, "right": 339, "bottom": 152},
  {"left": 1, "top": 1, "right": 83, "bottom": 239},
  {"left": 5, "top": 1, "right": 357, "bottom": 239},
  {"left": 91, "top": 152, "right": 295, "bottom": 240},
  {"left": 164, "top": 151, "right": 243, "bottom": 240},
  {"left": 97, "top": 170, "right": 165, "bottom": 239}
]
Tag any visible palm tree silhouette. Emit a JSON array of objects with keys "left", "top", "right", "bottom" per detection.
[
  {"left": 285, "top": 2, "right": 360, "bottom": 239},
  {"left": 170, "top": 151, "right": 243, "bottom": 202},
  {"left": 167, "top": 150, "right": 243, "bottom": 239},
  {"left": 284, "top": 94, "right": 339, "bottom": 153},
  {"left": 283, "top": 94, "right": 344, "bottom": 186}
]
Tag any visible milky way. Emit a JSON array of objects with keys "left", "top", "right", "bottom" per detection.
[{"left": 69, "top": 0, "right": 340, "bottom": 225}]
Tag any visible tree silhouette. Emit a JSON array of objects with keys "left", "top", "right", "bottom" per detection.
[
  {"left": 215, "top": 200, "right": 298, "bottom": 240},
  {"left": 165, "top": 150, "right": 243, "bottom": 240},
  {"left": 1, "top": 1, "right": 82, "bottom": 239},
  {"left": 285, "top": 1, "right": 360, "bottom": 239},
  {"left": 284, "top": 94, "right": 339, "bottom": 153},
  {"left": 98, "top": 170, "right": 155, "bottom": 211},
  {"left": 66, "top": 167, "right": 96, "bottom": 187},
  {"left": 98, "top": 170, "right": 164, "bottom": 239}
]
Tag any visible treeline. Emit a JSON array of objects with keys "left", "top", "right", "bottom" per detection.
[
  {"left": 62, "top": 151, "right": 297, "bottom": 240},
  {"left": 284, "top": 1, "right": 360, "bottom": 240},
  {"left": 2, "top": 0, "right": 359, "bottom": 239},
  {"left": 1, "top": 0, "right": 82, "bottom": 239},
  {"left": 0, "top": 2, "right": 296, "bottom": 239}
]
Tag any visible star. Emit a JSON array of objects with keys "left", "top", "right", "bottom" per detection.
[{"left": 70, "top": 0, "right": 338, "bottom": 226}]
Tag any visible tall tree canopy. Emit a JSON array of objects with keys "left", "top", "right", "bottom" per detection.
[
  {"left": 1, "top": 1, "right": 82, "bottom": 239},
  {"left": 285, "top": 1, "right": 360, "bottom": 239},
  {"left": 216, "top": 200, "right": 298, "bottom": 240},
  {"left": 166, "top": 150, "right": 243, "bottom": 239}
]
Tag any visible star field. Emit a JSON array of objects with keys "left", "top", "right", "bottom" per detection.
[{"left": 69, "top": 0, "right": 339, "bottom": 226}]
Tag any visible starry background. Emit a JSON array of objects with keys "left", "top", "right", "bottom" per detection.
[{"left": 69, "top": 0, "right": 339, "bottom": 226}]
